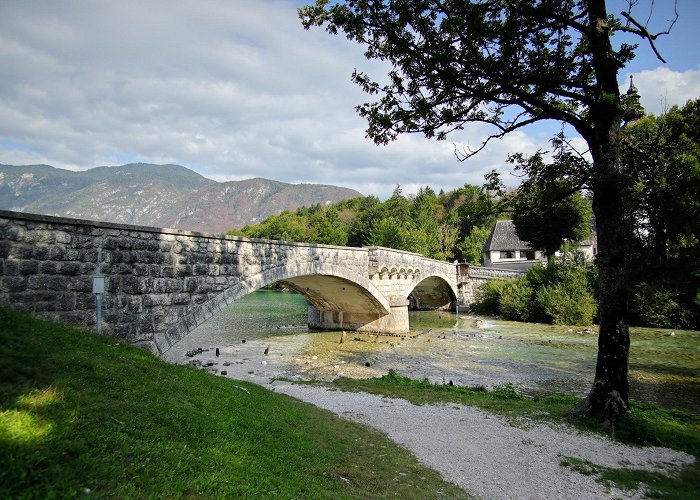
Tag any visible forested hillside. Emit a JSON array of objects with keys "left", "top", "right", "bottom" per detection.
[{"left": 228, "top": 184, "right": 500, "bottom": 264}]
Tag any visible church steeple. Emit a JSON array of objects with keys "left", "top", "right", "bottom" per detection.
[{"left": 622, "top": 75, "right": 644, "bottom": 124}]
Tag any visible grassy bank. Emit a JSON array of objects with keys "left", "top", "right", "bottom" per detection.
[
  {"left": 0, "top": 309, "right": 467, "bottom": 498},
  {"left": 335, "top": 371, "right": 700, "bottom": 499}
]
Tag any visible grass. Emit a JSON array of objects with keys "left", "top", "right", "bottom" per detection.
[
  {"left": 560, "top": 457, "right": 700, "bottom": 500},
  {"left": 0, "top": 308, "right": 468, "bottom": 499},
  {"left": 334, "top": 370, "right": 582, "bottom": 423},
  {"left": 334, "top": 370, "right": 700, "bottom": 499}
]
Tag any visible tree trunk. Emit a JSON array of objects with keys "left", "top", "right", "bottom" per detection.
[
  {"left": 569, "top": 144, "right": 631, "bottom": 425},
  {"left": 569, "top": 112, "right": 631, "bottom": 424},
  {"left": 569, "top": 0, "right": 631, "bottom": 425}
]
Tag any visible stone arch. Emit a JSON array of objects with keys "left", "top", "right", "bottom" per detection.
[
  {"left": 405, "top": 273, "right": 458, "bottom": 312},
  {"left": 158, "top": 261, "right": 390, "bottom": 353}
]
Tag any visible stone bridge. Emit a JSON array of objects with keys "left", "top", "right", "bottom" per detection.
[{"left": 0, "top": 210, "right": 458, "bottom": 355}]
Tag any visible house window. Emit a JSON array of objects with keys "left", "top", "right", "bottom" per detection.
[
  {"left": 500, "top": 250, "right": 514, "bottom": 259},
  {"left": 523, "top": 251, "right": 536, "bottom": 260}
]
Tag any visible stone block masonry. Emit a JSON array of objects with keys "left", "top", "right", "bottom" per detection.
[
  {"left": 0, "top": 210, "right": 460, "bottom": 355},
  {"left": 456, "top": 266, "right": 524, "bottom": 305}
]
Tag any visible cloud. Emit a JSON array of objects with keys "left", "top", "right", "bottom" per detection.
[
  {"left": 1, "top": 1, "right": 697, "bottom": 199},
  {"left": 624, "top": 66, "right": 700, "bottom": 115}
]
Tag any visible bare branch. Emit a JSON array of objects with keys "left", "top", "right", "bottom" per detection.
[
  {"left": 453, "top": 116, "right": 542, "bottom": 162},
  {"left": 620, "top": 2, "right": 679, "bottom": 64},
  {"left": 559, "top": 134, "right": 592, "bottom": 162}
]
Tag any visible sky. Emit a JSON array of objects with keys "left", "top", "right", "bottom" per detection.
[{"left": 1, "top": 0, "right": 698, "bottom": 199}]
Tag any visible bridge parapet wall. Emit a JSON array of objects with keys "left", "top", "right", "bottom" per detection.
[{"left": 464, "top": 266, "right": 523, "bottom": 281}]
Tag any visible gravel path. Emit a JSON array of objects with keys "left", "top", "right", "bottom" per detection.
[{"left": 271, "top": 381, "right": 694, "bottom": 499}]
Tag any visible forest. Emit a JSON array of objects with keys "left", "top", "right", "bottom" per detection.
[{"left": 228, "top": 101, "right": 699, "bottom": 330}]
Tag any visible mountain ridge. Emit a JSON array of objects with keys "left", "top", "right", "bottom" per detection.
[{"left": 0, "top": 163, "right": 362, "bottom": 233}]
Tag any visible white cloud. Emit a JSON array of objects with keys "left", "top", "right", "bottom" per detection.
[{"left": 624, "top": 66, "right": 700, "bottom": 115}]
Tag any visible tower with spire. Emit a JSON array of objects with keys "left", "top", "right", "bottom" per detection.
[{"left": 622, "top": 75, "right": 645, "bottom": 125}]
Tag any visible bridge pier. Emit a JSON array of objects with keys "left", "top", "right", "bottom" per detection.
[{"left": 307, "top": 301, "right": 409, "bottom": 335}]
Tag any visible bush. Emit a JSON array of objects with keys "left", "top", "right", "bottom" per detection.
[
  {"left": 471, "top": 253, "right": 598, "bottom": 325},
  {"left": 536, "top": 272, "right": 597, "bottom": 325},
  {"left": 470, "top": 279, "right": 511, "bottom": 316},
  {"left": 499, "top": 280, "right": 534, "bottom": 321},
  {"left": 631, "top": 284, "right": 693, "bottom": 329}
]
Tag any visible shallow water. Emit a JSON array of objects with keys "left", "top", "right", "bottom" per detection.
[{"left": 165, "top": 290, "right": 700, "bottom": 415}]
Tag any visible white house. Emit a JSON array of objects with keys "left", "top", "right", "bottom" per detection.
[
  {"left": 482, "top": 219, "right": 596, "bottom": 270},
  {"left": 482, "top": 220, "right": 546, "bottom": 271}
]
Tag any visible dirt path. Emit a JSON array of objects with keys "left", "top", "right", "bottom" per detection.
[{"left": 271, "top": 381, "right": 694, "bottom": 500}]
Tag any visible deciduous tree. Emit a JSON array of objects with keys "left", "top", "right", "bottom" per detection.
[
  {"left": 509, "top": 140, "right": 593, "bottom": 258},
  {"left": 300, "top": 0, "right": 677, "bottom": 424}
]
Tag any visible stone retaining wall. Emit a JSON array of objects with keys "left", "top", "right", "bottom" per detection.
[{"left": 457, "top": 266, "right": 524, "bottom": 305}]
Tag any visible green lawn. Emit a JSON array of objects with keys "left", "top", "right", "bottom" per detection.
[{"left": 0, "top": 308, "right": 467, "bottom": 498}]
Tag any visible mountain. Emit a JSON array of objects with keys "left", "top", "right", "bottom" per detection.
[{"left": 0, "top": 163, "right": 363, "bottom": 233}]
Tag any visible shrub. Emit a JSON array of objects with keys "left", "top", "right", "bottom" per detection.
[
  {"left": 536, "top": 271, "right": 597, "bottom": 325},
  {"left": 471, "top": 252, "right": 598, "bottom": 326},
  {"left": 470, "top": 279, "right": 511, "bottom": 316},
  {"left": 631, "top": 284, "right": 693, "bottom": 329},
  {"left": 499, "top": 279, "right": 534, "bottom": 321}
]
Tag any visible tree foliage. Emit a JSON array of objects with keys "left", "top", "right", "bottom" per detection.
[
  {"left": 507, "top": 136, "right": 593, "bottom": 258},
  {"left": 227, "top": 184, "right": 499, "bottom": 262},
  {"left": 622, "top": 100, "right": 700, "bottom": 329}
]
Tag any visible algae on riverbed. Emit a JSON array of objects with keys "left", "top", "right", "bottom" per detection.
[{"left": 169, "top": 290, "right": 700, "bottom": 415}]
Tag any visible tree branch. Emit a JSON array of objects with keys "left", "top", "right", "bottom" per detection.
[{"left": 619, "top": 4, "right": 678, "bottom": 64}]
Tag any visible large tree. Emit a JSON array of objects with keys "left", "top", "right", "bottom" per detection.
[
  {"left": 622, "top": 100, "right": 700, "bottom": 329},
  {"left": 300, "top": 0, "right": 677, "bottom": 424}
]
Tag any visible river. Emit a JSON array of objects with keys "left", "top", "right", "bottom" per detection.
[{"left": 164, "top": 290, "right": 700, "bottom": 415}]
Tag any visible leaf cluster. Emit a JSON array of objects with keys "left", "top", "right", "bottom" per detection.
[{"left": 300, "top": 1, "right": 664, "bottom": 153}]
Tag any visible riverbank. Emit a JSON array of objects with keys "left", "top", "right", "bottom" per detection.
[
  {"left": 0, "top": 308, "right": 466, "bottom": 498},
  {"left": 165, "top": 334, "right": 699, "bottom": 498},
  {"left": 2, "top": 308, "right": 698, "bottom": 498},
  {"left": 165, "top": 291, "right": 700, "bottom": 415}
]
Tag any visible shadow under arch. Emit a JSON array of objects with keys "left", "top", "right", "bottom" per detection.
[
  {"left": 158, "top": 261, "right": 390, "bottom": 354},
  {"left": 406, "top": 273, "right": 458, "bottom": 311}
]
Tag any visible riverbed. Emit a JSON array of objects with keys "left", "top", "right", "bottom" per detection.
[{"left": 164, "top": 290, "right": 700, "bottom": 415}]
